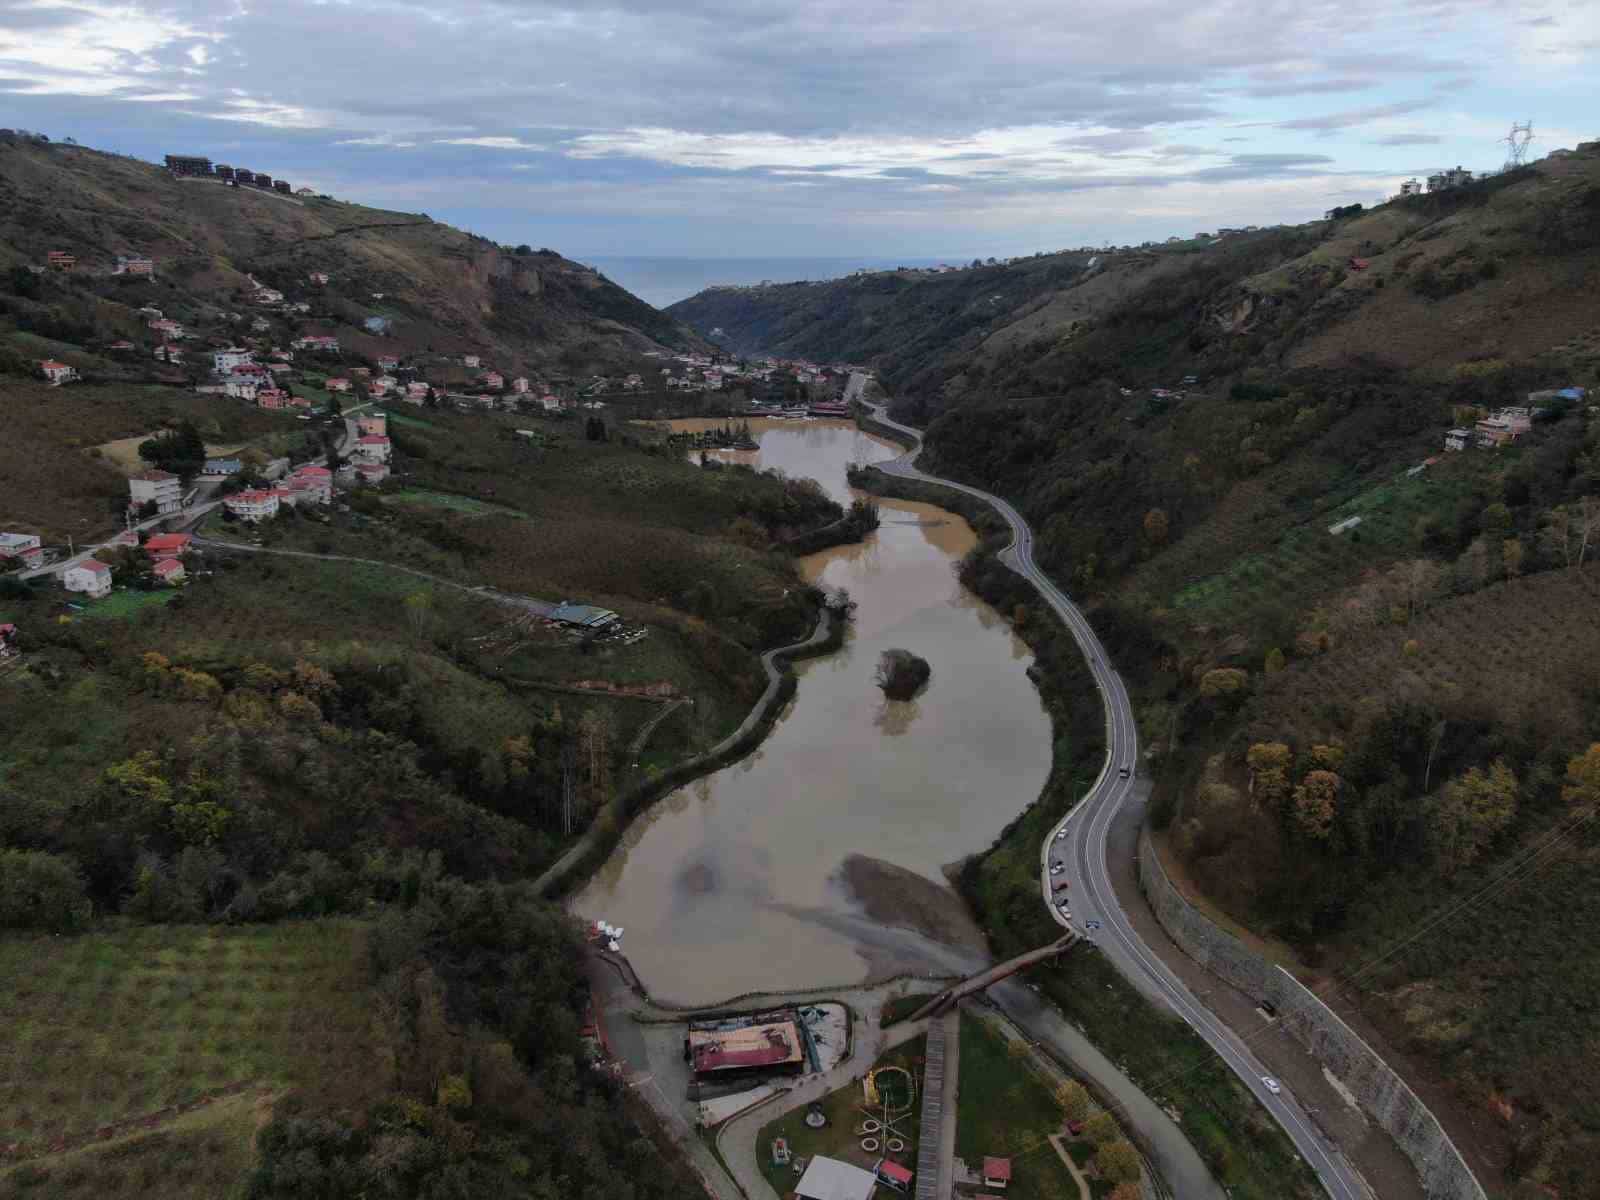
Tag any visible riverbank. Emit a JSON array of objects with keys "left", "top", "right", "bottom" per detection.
[
  {"left": 846, "top": 462, "right": 1324, "bottom": 1200},
  {"left": 535, "top": 601, "right": 843, "bottom": 899}
]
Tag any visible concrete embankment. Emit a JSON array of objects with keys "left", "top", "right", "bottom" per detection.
[{"left": 1137, "top": 829, "right": 1487, "bottom": 1200}]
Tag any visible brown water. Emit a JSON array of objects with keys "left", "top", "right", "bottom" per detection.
[{"left": 576, "top": 420, "right": 1051, "bottom": 1004}]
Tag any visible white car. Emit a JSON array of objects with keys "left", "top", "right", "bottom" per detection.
[
  {"left": 1261, "top": 1077, "right": 1281, "bottom": 1095},
  {"left": 1049, "top": 864, "right": 1064, "bottom": 875},
  {"left": 1055, "top": 829, "right": 1067, "bottom": 840}
]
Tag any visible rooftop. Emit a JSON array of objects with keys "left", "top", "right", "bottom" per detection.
[
  {"left": 687, "top": 1020, "right": 803, "bottom": 1073},
  {"left": 983, "top": 1158, "right": 1012, "bottom": 1182},
  {"left": 796, "top": 1157, "right": 879, "bottom": 1200}
]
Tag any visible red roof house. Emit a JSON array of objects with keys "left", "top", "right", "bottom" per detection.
[
  {"left": 143, "top": 533, "right": 192, "bottom": 555},
  {"left": 982, "top": 1158, "right": 1012, "bottom": 1189},
  {"left": 151, "top": 558, "right": 185, "bottom": 583}
]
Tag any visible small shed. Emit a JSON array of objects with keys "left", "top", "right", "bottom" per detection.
[{"left": 981, "top": 1157, "right": 1012, "bottom": 1190}]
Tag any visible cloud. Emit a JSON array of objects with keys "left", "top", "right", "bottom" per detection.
[
  {"left": 436, "top": 136, "right": 548, "bottom": 151},
  {"left": 1371, "top": 133, "right": 1444, "bottom": 146},
  {"left": 1273, "top": 98, "right": 1437, "bottom": 132},
  {"left": 0, "top": 0, "right": 1593, "bottom": 255}
]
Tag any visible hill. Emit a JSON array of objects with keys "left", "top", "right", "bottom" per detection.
[
  {"left": 681, "top": 146, "right": 1600, "bottom": 1196},
  {"left": 0, "top": 135, "right": 707, "bottom": 385},
  {"left": 0, "top": 135, "right": 845, "bottom": 1198}
]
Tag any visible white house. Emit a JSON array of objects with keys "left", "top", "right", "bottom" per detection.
[
  {"left": 463, "top": 354, "right": 481, "bottom": 368},
  {"left": 63, "top": 559, "right": 112, "bottom": 598},
  {"left": 38, "top": 360, "right": 79, "bottom": 386},
  {"left": 128, "top": 470, "right": 182, "bottom": 514},
  {"left": 0, "top": 531, "right": 44, "bottom": 570},
  {"left": 215, "top": 348, "right": 256, "bottom": 374},
  {"left": 224, "top": 488, "right": 281, "bottom": 522},
  {"left": 511, "top": 376, "right": 530, "bottom": 394},
  {"left": 353, "top": 435, "right": 391, "bottom": 462}
]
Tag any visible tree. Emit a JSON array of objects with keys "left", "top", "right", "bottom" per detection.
[
  {"left": 0, "top": 849, "right": 92, "bottom": 932},
  {"left": 1055, "top": 1081, "right": 1090, "bottom": 1122},
  {"left": 1108, "top": 1185, "right": 1141, "bottom": 1200},
  {"left": 1198, "top": 668, "right": 1248, "bottom": 707},
  {"left": 327, "top": 392, "right": 343, "bottom": 418},
  {"left": 1083, "top": 1111, "right": 1119, "bottom": 1145},
  {"left": 1562, "top": 744, "right": 1600, "bottom": 820},
  {"left": 1431, "top": 760, "right": 1518, "bottom": 872},
  {"left": 1095, "top": 1139, "right": 1141, "bottom": 1183},
  {"left": 1246, "top": 742, "right": 1292, "bottom": 808},
  {"left": 1501, "top": 536, "right": 1524, "bottom": 579},
  {"left": 1142, "top": 507, "right": 1169, "bottom": 545},
  {"left": 1263, "top": 647, "right": 1285, "bottom": 674},
  {"left": 1292, "top": 770, "right": 1341, "bottom": 840}
]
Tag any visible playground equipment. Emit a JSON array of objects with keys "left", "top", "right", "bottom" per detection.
[{"left": 860, "top": 1137, "right": 880, "bottom": 1152}]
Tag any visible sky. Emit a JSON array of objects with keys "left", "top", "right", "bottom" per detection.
[{"left": 1, "top": 0, "right": 1596, "bottom": 260}]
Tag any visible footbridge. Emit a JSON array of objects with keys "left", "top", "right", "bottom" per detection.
[{"left": 906, "top": 933, "right": 1079, "bottom": 1021}]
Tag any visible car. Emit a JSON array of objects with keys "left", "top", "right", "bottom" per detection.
[
  {"left": 1049, "top": 864, "right": 1063, "bottom": 875},
  {"left": 1261, "top": 1077, "right": 1281, "bottom": 1095},
  {"left": 1084, "top": 920, "right": 1101, "bottom": 930},
  {"left": 1055, "top": 829, "right": 1067, "bottom": 840},
  {"left": 1118, "top": 766, "right": 1131, "bottom": 779},
  {"left": 1057, "top": 900, "right": 1070, "bottom": 911}
]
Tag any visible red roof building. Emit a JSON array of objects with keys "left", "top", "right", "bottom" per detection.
[
  {"left": 151, "top": 557, "right": 185, "bottom": 582},
  {"left": 143, "top": 533, "right": 192, "bottom": 555},
  {"left": 875, "top": 1159, "right": 913, "bottom": 1189},
  {"left": 982, "top": 1158, "right": 1012, "bottom": 1189}
]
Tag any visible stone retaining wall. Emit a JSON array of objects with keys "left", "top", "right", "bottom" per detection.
[{"left": 1136, "top": 830, "right": 1486, "bottom": 1200}]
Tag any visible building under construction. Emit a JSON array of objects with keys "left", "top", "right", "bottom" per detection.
[{"left": 164, "top": 154, "right": 212, "bottom": 176}]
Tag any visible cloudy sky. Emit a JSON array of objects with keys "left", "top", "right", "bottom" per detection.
[{"left": 2, "top": 0, "right": 1596, "bottom": 259}]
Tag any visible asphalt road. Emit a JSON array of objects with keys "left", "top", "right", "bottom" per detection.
[{"left": 858, "top": 382, "right": 1366, "bottom": 1200}]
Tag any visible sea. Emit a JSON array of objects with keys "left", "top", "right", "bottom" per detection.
[{"left": 581, "top": 256, "right": 951, "bottom": 310}]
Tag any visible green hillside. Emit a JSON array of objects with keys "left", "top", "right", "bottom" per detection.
[{"left": 682, "top": 146, "right": 1600, "bottom": 1196}]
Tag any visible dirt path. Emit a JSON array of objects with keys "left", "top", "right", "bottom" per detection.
[{"left": 1045, "top": 1134, "right": 1092, "bottom": 1200}]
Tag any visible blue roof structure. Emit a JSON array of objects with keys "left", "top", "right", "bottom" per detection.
[{"left": 549, "top": 601, "right": 619, "bottom": 628}]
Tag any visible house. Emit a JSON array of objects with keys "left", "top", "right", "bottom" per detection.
[
  {"left": 367, "top": 377, "right": 391, "bottom": 397},
  {"left": 224, "top": 488, "right": 280, "bottom": 522},
  {"left": 308, "top": 272, "right": 330, "bottom": 285},
  {"left": 257, "top": 389, "right": 290, "bottom": 409},
  {"left": 376, "top": 355, "right": 400, "bottom": 371},
  {"left": 539, "top": 394, "right": 562, "bottom": 411},
  {"left": 354, "top": 435, "right": 391, "bottom": 462},
  {"left": 46, "top": 250, "right": 75, "bottom": 271},
  {"left": 214, "top": 347, "right": 255, "bottom": 372},
  {"left": 353, "top": 460, "right": 389, "bottom": 484},
  {"left": 38, "top": 360, "right": 79, "bottom": 385},
  {"left": 479, "top": 371, "right": 504, "bottom": 391},
  {"left": 794, "top": 1156, "right": 878, "bottom": 1200},
  {"left": 1444, "top": 428, "right": 1472, "bottom": 452},
  {"left": 297, "top": 189, "right": 318, "bottom": 198},
  {"left": 405, "top": 381, "right": 430, "bottom": 402},
  {"left": 981, "top": 1158, "right": 1011, "bottom": 1190},
  {"left": 325, "top": 377, "right": 352, "bottom": 393},
  {"left": 151, "top": 557, "right": 185, "bottom": 585},
  {"left": 873, "top": 1160, "right": 913, "bottom": 1193},
  {"left": 223, "top": 378, "right": 259, "bottom": 401},
  {"left": 254, "top": 287, "right": 285, "bottom": 304},
  {"left": 1427, "top": 165, "right": 1474, "bottom": 192},
  {"left": 108, "top": 340, "right": 136, "bottom": 352},
  {"left": 1475, "top": 409, "right": 1532, "bottom": 448},
  {"left": 286, "top": 464, "right": 333, "bottom": 504},
  {"left": 356, "top": 413, "right": 387, "bottom": 437},
  {"left": 128, "top": 470, "right": 182, "bottom": 514},
  {"left": 511, "top": 376, "right": 530, "bottom": 394},
  {"left": 1348, "top": 257, "right": 1370, "bottom": 271},
  {"left": 463, "top": 355, "right": 481, "bottom": 368},
  {"left": 143, "top": 532, "right": 193, "bottom": 556},
  {"left": 149, "top": 318, "right": 184, "bottom": 337},
  {"left": 114, "top": 255, "right": 155, "bottom": 276},
  {"left": 1400, "top": 178, "right": 1424, "bottom": 196},
  {"left": 154, "top": 344, "right": 184, "bottom": 364},
  {"left": 292, "top": 335, "right": 340, "bottom": 353},
  {"left": 0, "top": 532, "right": 44, "bottom": 570},
  {"left": 63, "top": 559, "right": 112, "bottom": 598}
]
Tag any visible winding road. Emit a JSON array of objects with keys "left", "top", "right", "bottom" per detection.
[{"left": 856, "top": 379, "right": 1366, "bottom": 1200}]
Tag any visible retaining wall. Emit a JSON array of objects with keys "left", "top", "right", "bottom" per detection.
[{"left": 1136, "top": 829, "right": 1487, "bottom": 1200}]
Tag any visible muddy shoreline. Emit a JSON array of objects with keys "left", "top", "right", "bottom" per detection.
[{"left": 839, "top": 853, "right": 988, "bottom": 954}]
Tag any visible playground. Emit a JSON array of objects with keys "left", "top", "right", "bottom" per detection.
[{"left": 757, "top": 1035, "right": 926, "bottom": 1199}]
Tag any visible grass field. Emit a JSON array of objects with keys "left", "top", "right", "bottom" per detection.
[
  {"left": 757, "top": 1036, "right": 925, "bottom": 1200},
  {"left": 385, "top": 488, "right": 524, "bottom": 517},
  {"left": 0, "top": 921, "right": 383, "bottom": 1192},
  {"left": 955, "top": 1014, "right": 1086, "bottom": 1200},
  {"left": 75, "top": 589, "right": 179, "bottom": 621}
]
